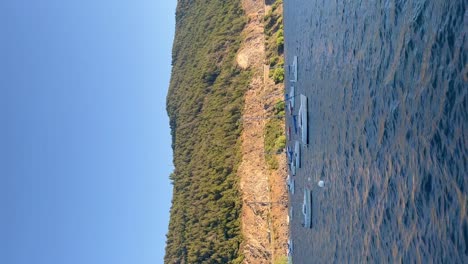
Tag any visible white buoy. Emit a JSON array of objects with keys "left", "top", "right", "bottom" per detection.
[{"left": 318, "top": 180, "right": 325, "bottom": 188}]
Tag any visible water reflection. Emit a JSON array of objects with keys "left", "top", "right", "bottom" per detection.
[{"left": 284, "top": 0, "right": 467, "bottom": 262}]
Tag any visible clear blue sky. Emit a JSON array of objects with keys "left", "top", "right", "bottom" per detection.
[{"left": 0, "top": 1, "right": 176, "bottom": 263}]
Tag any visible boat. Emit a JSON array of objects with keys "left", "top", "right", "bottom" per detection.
[
  {"left": 286, "top": 174, "right": 295, "bottom": 194},
  {"left": 292, "top": 115, "right": 298, "bottom": 134},
  {"left": 302, "top": 188, "right": 312, "bottom": 228},
  {"left": 294, "top": 141, "right": 300, "bottom": 169},
  {"left": 298, "top": 94, "right": 308, "bottom": 144},
  {"left": 287, "top": 239, "right": 293, "bottom": 256},
  {"left": 287, "top": 238, "right": 293, "bottom": 264},
  {"left": 289, "top": 86, "right": 295, "bottom": 110},
  {"left": 286, "top": 146, "right": 293, "bottom": 164},
  {"left": 290, "top": 158, "right": 296, "bottom": 176},
  {"left": 290, "top": 56, "right": 297, "bottom": 82}
]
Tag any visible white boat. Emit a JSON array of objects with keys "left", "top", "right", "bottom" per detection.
[
  {"left": 298, "top": 94, "right": 308, "bottom": 145},
  {"left": 302, "top": 188, "right": 312, "bottom": 228},
  {"left": 289, "top": 86, "right": 295, "bottom": 110},
  {"left": 286, "top": 146, "right": 292, "bottom": 164},
  {"left": 287, "top": 239, "right": 293, "bottom": 256},
  {"left": 290, "top": 56, "right": 298, "bottom": 82},
  {"left": 294, "top": 141, "right": 300, "bottom": 169},
  {"left": 287, "top": 239, "right": 293, "bottom": 263},
  {"left": 290, "top": 158, "right": 296, "bottom": 176},
  {"left": 286, "top": 175, "right": 295, "bottom": 194}
]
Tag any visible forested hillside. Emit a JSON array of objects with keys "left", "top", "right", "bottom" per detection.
[{"left": 165, "top": 0, "right": 250, "bottom": 263}]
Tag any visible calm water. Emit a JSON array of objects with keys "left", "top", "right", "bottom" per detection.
[{"left": 284, "top": 0, "right": 467, "bottom": 263}]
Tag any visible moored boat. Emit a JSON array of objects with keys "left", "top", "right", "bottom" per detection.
[
  {"left": 294, "top": 141, "right": 300, "bottom": 169},
  {"left": 299, "top": 94, "right": 308, "bottom": 144},
  {"left": 286, "top": 174, "right": 295, "bottom": 194},
  {"left": 302, "top": 188, "right": 312, "bottom": 228},
  {"left": 290, "top": 56, "right": 298, "bottom": 82}
]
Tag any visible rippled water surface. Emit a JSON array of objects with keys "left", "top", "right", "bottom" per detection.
[{"left": 284, "top": 0, "right": 467, "bottom": 262}]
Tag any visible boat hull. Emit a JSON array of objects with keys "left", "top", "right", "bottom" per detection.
[
  {"left": 299, "top": 94, "right": 308, "bottom": 145},
  {"left": 302, "top": 188, "right": 312, "bottom": 228}
]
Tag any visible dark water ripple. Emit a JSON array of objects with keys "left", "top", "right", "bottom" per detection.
[{"left": 284, "top": 0, "right": 467, "bottom": 262}]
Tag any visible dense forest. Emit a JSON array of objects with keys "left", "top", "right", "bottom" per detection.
[{"left": 165, "top": 0, "right": 250, "bottom": 263}]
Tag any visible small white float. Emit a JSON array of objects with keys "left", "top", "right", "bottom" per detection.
[{"left": 318, "top": 180, "right": 325, "bottom": 188}]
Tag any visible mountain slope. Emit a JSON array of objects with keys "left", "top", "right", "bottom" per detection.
[{"left": 165, "top": 1, "right": 250, "bottom": 263}]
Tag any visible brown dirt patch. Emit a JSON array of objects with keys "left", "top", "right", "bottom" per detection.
[{"left": 237, "top": 1, "right": 288, "bottom": 263}]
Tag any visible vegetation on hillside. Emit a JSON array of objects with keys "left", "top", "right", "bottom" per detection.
[
  {"left": 264, "top": 100, "right": 286, "bottom": 169},
  {"left": 165, "top": 0, "right": 250, "bottom": 263},
  {"left": 264, "top": 0, "right": 286, "bottom": 171},
  {"left": 274, "top": 256, "right": 289, "bottom": 264},
  {"left": 264, "top": 2, "right": 289, "bottom": 262},
  {"left": 265, "top": 0, "right": 285, "bottom": 84}
]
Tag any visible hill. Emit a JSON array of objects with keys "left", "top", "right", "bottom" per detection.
[
  {"left": 165, "top": 0, "right": 287, "bottom": 263},
  {"left": 165, "top": 0, "right": 249, "bottom": 263}
]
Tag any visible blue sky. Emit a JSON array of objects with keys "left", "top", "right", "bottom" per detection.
[{"left": 0, "top": 1, "right": 176, "bottom": 263}]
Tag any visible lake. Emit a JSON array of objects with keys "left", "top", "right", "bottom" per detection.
[{"left": 284, "top": 0, "right": 467, "bottom": 262}]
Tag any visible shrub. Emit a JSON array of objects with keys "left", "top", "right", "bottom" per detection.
[
  {"left": 274, "top": 256, "right": 288, "bottom": 264},
  {"left": 275, "top": 135, "right": 286, "bottom": 150},
  {"left": 274, "top": 100, "right": 285, "bottom": 116},
  {"left": 272, "top": 67, "right": 284, "bottom": 84},
  {"left": 277, "top": 57, "right": 284, "bottom": 67},
  {"left": 264, "top": 118, "right": 285, "bottom": 170},
  {"left": 269, "top": 56, "right": 279, "bottom": 66},
  {"left": 276, "top": 35, "right": 284, "bottom": 51}
]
